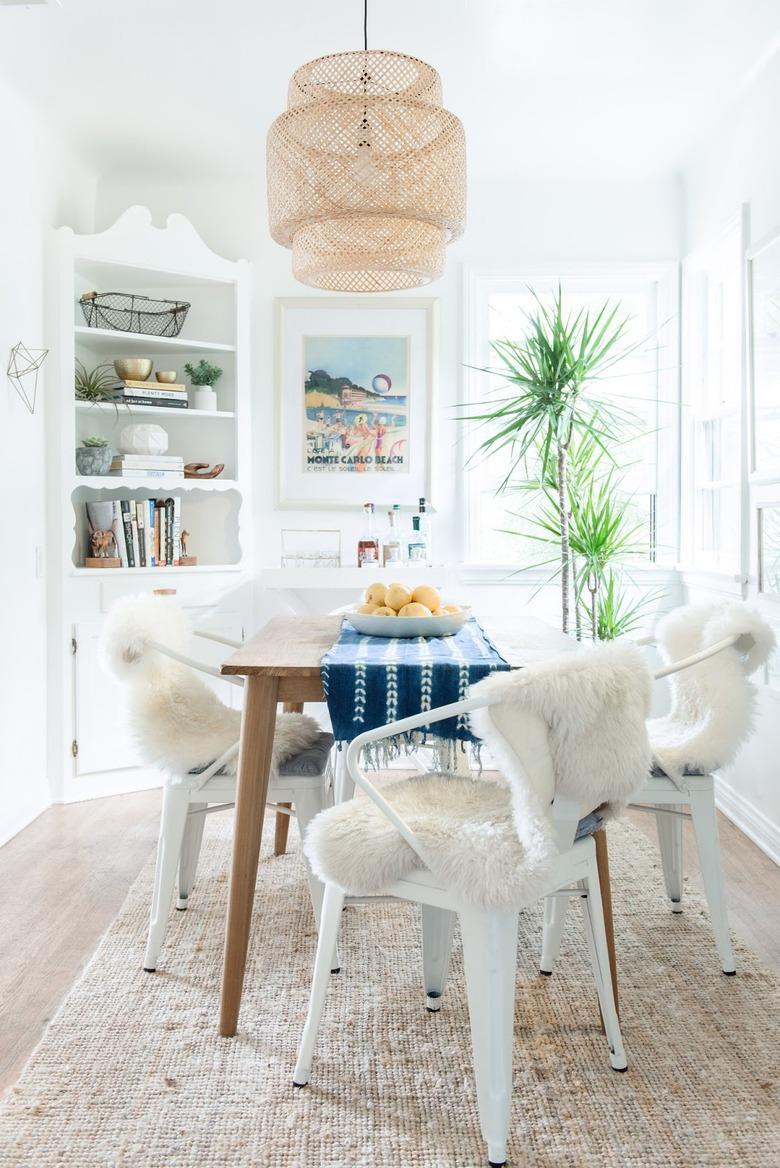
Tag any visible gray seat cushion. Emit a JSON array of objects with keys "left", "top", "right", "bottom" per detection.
[
  {"left": 278, "top": 732, "right": 334, "bottom": 776},
  {"left": 650, "top": 763, "right": 705, "bottom": 778},
  {"left": 574, "top": 811, "right": 603, "bottom": 839}
]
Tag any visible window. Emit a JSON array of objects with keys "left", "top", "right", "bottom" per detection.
[
  {"left": 682, "top": 216, "right": 745, "bottom": 573},
  {"left": 462, "top": 264, "right": 679, "bottom": 567}
]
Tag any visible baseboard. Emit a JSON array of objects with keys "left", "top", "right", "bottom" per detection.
[{"left": 715, "top": 775, "right": 780, "bottom": 866}]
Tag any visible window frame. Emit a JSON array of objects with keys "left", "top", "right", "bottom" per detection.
[{"left": 460, "top": 261, "right": 681, "bottom": 573}]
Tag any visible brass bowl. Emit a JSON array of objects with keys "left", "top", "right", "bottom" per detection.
[
  {"left": 155, "top": 370, "right": 178, "bottom": 384},
  {"left": 114, "top": 357, "right": 152, "bottom": 382}
]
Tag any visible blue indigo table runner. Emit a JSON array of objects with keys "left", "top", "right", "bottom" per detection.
[{"left": 321, "top": 618, "right": 510, "bottom": 748}]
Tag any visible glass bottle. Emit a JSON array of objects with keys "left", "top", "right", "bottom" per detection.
[
  {"left": 418, "top": 497, "right": 433, "bottom": 566},
  {"left": 357, "top": 503, "right": 380, "bottom": 567},
  {"left": 407, "top": 515, "right": 428, "bottom": 564},
  {"left": 382, "top": 504, "right": 404, "bottom": 566}
]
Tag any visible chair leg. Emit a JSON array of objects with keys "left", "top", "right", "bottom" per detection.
[
  {"left": 580, "top": 848, "right": 628, "bottom": 1071},
  {"left": 334, "top": 750, "right": 355, "bottom": 804},
  {"left": 539, "top": 893, "right": 568, "bottom": 975},
  {"left": 688, "top": 785, "right": 736, "bottom": 974},
  {"left": 177, "top": 801, "right": 207, "bottom": 910},
  {"left": 460, "top": 907, "right": 518, "bottom": 1168},
  {"left": 421, "top": 904, "right": 455, "bottom": 1012},
  {"left": 594, "top": 829, "right": 619, "bottom": 1019},
  {"left": 293, "top": 882, "right": 346, "bottom": 1087},
  {"left": 293, "top": 787, "right": 326, "bottom": 928},
  {"left": 143, "top": 786, "right": 190, "bottom": 972},
  {"left": 656, "top": 803, "right": 684, "bottom": 912}
]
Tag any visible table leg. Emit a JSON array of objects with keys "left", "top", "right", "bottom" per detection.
[
  {"left": 220, "top": 674, "right": 279, "bottom": 1037},
  {"left": 274, "top": 702, "right": 303, "bottom": 856},
  {"left": 594, "top": 828, "right": 619, "bottom": 1027}
]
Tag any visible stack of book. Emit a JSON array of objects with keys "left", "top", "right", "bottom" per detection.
[
  {"left": 110, "top": 453, "right": 184, "bottom": 481},
  {"left": 85, "top": 498, "right": 185, "bottom": 568},
  {"left": 110, "top": 379, "right": 189, "bottom": 409}
]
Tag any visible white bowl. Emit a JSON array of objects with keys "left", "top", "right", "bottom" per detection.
[{"left": 342, "top": 605, "right": 471, "bottom": 639}]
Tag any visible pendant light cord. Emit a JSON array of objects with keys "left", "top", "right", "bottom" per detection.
[{"left": 363, "top": 0, "right": 368, "bottom": 50}]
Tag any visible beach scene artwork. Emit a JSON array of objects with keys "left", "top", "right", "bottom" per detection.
[{"left": 303, "top": 335, "right": 410, "bottom": 474}]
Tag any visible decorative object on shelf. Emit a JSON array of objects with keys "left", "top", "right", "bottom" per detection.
[
  {"left": 119, "top": 422, "right": 169, "bottom": 456},
  {"left": 86, "top": 529, "right": 120, "bottom": 569},
  {"left": 7, "top": 341, "right": 48, "bottom": 415},
  {"left": 184, "top": 359, "right": 222, "bottom": 411},
  {"left": 277, "top": 297, "right": 435, "bottom": 509},
  {"left": 281, "top": 528, "right": 342, "bottom": 568},
  {"left": 76, "top": 435, "right": 113, "bottom": 476},
  {"left": 266, "top": 0, "right": 465, "bottom": 292},
  {"left": 110, "top": 377, "right": 188, "bottom": 410},
  {"left": 748, "top": 229, "right": 780, "bottom": 474},
  {"left": 183, "top": 461, "right": 225, "bottom": 480},
  {"left": 79, "top": 291, "right": 190, "bottom": 337},
  {"left": 179, "top": 530, "right": 198, "bottom": 567},
  {"left": 75, "top": 358, "right": 116, "bottom": 404},
  {"left": 155, "top": 370, "right": 178, "bottom": 383},
  {"left": 113, "top": 357, "right": 153, "bottom": 382},
  {"left": 85, "top": 500, "right": 120, "bottom": 567}
]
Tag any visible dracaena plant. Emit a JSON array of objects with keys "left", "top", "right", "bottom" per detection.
[{"left": 462, "top": 286, "right": 637, "bottom": 634}]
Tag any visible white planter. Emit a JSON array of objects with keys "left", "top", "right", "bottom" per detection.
[
  {"left": 193, "top": 386, "right": 217, "bottom": 411},
  {"left": 119, "top": 423, "right": 169, "bottom": 455}
]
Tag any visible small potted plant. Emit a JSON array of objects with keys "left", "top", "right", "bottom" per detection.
[
  {"left": 184, "top": 359, "right": 223, "bottom": 412},
  {"left": 76, "top": 434, "right": 113, "bottom": 476}
]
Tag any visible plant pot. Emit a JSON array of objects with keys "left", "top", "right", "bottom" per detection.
[
  {"left": 75, "top": 446, "right": 113, "bottom": 475},
  {"left": 193, "top": 386, "right": 217, "bottom": 412}
]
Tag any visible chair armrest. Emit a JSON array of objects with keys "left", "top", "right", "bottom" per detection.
[
  {"left": 147, "top": 639, "right": 245, "bottom": 688},
  {"left": 343, "top": 694, "right": 499, "bottom": 862},
  {"left": 193, "top": 629, "right": 243, "bottom": 650},
  {"left": 653, "top": 634, "right": 738, "bottom": 680}
]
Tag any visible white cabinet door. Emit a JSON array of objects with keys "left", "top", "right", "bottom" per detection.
[{"left": 72, "top": 613, "right": 243, "bottom": 777}]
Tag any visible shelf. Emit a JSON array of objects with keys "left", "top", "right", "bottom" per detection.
[
  {"left": 74, "top": 326, "right": 235, "bottom": 355},
  {"left": 72, "top": 476, "right": 239, "bottom": 492},
  {"left": 71, "top": 564, "right": 244, "bottom": 577},
  {"left": 75, "top": 401, "right": 235, "bottom": 420},
  {"left": 259, "top": 566, "right": 453, "bottom": 589}
]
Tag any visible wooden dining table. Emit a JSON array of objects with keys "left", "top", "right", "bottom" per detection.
[{"left": 218, "top": 612, "right": 617, "bottom": 1038}]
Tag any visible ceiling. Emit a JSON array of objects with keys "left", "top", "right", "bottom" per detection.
[{"left": 3, "top": 0, "right": 779, "bottom": 182}]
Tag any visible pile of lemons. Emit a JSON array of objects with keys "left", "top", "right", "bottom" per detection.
[{"left": 357, "top": 582, "right": 462, "bottom": 617}]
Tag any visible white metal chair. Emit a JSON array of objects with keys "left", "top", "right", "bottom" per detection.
[
  {"left": 292, "top": 693, "right": 628, "bottom": 1168},
  {"left": 541, "top": 612, "right": 774, "bottom": 978},
  {"left": 100, "top": 604, "right": 334, "bottom": 973}
]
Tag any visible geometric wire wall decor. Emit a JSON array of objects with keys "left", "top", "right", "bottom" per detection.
[{"left": 6, "top": 341, "right": 48, "bottom": 415}]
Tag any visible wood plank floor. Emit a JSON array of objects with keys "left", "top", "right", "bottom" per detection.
[{"left": 0, "top": 791, "right": 778, "bottom": 1095}]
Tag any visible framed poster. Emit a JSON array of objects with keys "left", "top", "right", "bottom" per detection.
[
  {"left": 276, "top": 298, "right": 437, "bottom": 509},
  {"left": 748, "top": 230, "right": 780, "bottom": 475}
]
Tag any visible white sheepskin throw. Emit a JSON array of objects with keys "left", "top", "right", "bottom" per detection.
[
  {"left": 99, "top": 595, "right": 322, "bottom": 782},
  {"left": 305, "top": 642, "right": 653, "bottom": 909},
  {"left": 648, "top": 601, "right": 775, "bottom": 777}
]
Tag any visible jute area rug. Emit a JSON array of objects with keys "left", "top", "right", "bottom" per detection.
[{"left": 0, "top": 812, "right": 778, "bottom": 1168}]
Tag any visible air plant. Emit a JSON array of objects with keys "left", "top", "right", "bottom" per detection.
[{"left": 74, "top": 359, "right": 116, "bottom": 403}]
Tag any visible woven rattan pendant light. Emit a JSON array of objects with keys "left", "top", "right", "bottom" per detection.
[{"left": 267, "top": 1, "right": 466, "bottom": 291}]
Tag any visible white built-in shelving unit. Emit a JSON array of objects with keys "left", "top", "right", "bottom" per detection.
[{"left": 48, "top": 206, "right": 253, "bottom": 802}]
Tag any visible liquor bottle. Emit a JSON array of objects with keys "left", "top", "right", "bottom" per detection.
[
  {"left": 418, "top": 497, "right": 433, "bottom": 566},
  {"left": 407, "top": 515, "right": 428, "bottom": 564},
  {"left": 357, "top": 503, "right": 380, "bottom": 567},
  {"left": 382, "top": 504, "right": 404, "bottom": 566}
]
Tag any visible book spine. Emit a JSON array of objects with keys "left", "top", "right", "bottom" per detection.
[
  {"left": 130, "top": 512, "right": 140, "bottom": 567},
  {"left": 173, "top": 497, "right": 182, "bottom": 566},
  {"left": 135, "top": 501, "right": 147, "bottom": 567},
  {"left": 117, "top": 379, "right": 187, "bottom": 391},
  {"left": 110, "top": 470, "right": 184, "bottom": 479},
  {"left": 154, "top": 503, "right": 162, "bottom": 566},
  {"left": 112, "top": 385, "right": 187, "bottom": 398},
  {"left": 147, "top": 499, "right": 156, "bottom": 567},
  {"left": 112, "top": 500, "right": 128, "bottom": 567},
  {"left": 111, "top": 396, "right": 189, "bottom": 409},
  {"left": 165, "top": 498, "right": 175, "bottom": 566},
  {"left": 120, "top": 501, "right": 135, "bottom": 567}
]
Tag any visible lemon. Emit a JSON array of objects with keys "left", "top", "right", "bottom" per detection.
[
  {"left": 398, "top": 602, "right": 432, "bottom": 617},
  {"left": 411, "top": 585, "right": 441, "bottom": 612},
  {"left": 364, "top": 582, "right": 387, "bottom": 606},
  {"left": 385, "top": 582, "right": 413, "bottom": 611}
]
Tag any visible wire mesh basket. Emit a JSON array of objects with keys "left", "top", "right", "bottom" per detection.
[{"left": 79, "top": 292, "right": 191, "bottom": 338}]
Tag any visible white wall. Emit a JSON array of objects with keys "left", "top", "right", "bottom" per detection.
[
  {"left": 0, "top": 78, "right": 96, "bottom": 846},
  {"left": 681, "top": 49, "right": 780, "bottom": 861},
  {"left": 96, "top": 169, "right": 682, "bottom": 615}
]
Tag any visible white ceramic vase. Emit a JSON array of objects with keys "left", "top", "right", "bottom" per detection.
[
  {"left": 193, "top": 386, "right": 217, "bottom": 411},
  {"left": 119, "top": 423, "right": 169, "bottom": 455}
]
